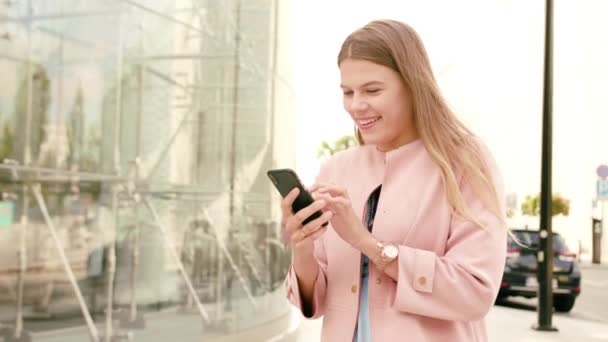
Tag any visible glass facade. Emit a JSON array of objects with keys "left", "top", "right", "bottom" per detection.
[{"left": 0, "top": 0, "right": 296, "bottom": 341}]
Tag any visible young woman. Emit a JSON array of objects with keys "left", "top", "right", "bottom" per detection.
[{"left": 281, "top": 19, "right": 507, "bottom": 341}]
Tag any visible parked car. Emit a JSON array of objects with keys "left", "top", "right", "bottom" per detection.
[{"left": 498, "top": 228, "right": 581, "bottom": 312}]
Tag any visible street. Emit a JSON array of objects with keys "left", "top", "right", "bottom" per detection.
[
  {"left": 573, "top": 264, "right": 608, "bottom": 323},
  {"left": 571, "top": 265, "right": 608, "bottom": 323},
  {"left": 498, "top": 263, "right": 608, "bottom": 324}
]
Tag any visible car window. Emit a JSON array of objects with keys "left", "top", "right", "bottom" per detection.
[{"left": 508, "top": 231, "right": 569, "bottom": 252}]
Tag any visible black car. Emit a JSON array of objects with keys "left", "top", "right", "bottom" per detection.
[{"left": 497, "top": 229, "right": 581, "bottom": 312}]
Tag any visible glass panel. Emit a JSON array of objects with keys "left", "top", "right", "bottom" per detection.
[{"left": 0, "top": 1, "right": 294, "bottom": 340}]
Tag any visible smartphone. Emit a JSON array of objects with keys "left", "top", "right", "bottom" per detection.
[{"left": 267, "top": 168, "right": 328, "bottom": 226}]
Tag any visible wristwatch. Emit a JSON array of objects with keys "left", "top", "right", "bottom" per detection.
[{"left": 375, "top": 241, "right": 399, "bottom": 271}]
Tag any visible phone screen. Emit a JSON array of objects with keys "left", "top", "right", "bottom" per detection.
[{"left": 267, "top": 168, "right": 327, "bottom": 226}]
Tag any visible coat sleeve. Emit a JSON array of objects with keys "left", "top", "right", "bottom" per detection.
[
  {"left": 391, "top": 146, "right": 508, "bottom": 322},
  {"left": 284, "top": 158, "right": 334, "bottom": 319},
  {"left": 285, "top": 237, "right": 328, "bottom": 318}
]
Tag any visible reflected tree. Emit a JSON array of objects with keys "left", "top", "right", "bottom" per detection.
[
  {"left": 13, "top": 65, "right": 50, "bottom": 165},
  {"left": 0, "top": 121, "right": 12, "bottom": 162},
  {"left": 521, "top": 193, "right": 570, "bottom": 217}
]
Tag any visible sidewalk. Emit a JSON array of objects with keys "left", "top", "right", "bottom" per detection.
[
  {"left": 295, "top": 304, "right": 608, "bottom": 341},
  {"left": 0, "top": 288, "right": 297, "bottom": 342},
  {"left": 486, "top": 305, "right": 608, "bottom": 341},
  {"left": 580, "top": 261, "right": 608, "bottom": 271}
]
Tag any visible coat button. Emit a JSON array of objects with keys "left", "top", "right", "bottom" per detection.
[
  {"left": 418, "top": 276, "right": 427, "bottom": 286},
  {"left": 351, "top": 285, "right": 358, "bottom": 293},
  {"left": 376, "top": 278, "right": 382, "bottom": 285}
]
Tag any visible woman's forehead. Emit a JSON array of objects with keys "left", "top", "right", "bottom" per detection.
[{"left": 339, "top": 59, "right": 396, "bottom": 86}]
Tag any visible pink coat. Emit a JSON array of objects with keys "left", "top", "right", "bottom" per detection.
[{"left": 286, "top": 139, "right": 507, "bottom": 341}]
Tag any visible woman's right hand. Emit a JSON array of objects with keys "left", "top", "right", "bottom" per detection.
[{"left": 280, "top": 188, "right": 332, "bottom": 258}]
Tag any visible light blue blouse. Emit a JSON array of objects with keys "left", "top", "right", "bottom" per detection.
[
  {"left": 353, "top": 185, "right": 381, "bottom": 342},
  {"left": 354, "top": 255, "right": 372, "bottom": 341}
]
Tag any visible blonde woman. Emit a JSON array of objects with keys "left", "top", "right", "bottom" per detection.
[{"left": 280, "top": 19, "right": 507, "bottom": 341}]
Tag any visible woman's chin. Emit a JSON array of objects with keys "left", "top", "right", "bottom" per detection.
[{"left": 360, "top": 134, "right": 383, "bottom": 146}]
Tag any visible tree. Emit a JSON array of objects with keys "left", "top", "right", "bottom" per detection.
[
  {"left": 0, "top": 121, "right": 13, "bottom": 162},
  {"left": 317, "top": 135, "right": 357, "bottom": 159},
  {"left": 521, "top": 193, "right": 570, "bottom": 217}
]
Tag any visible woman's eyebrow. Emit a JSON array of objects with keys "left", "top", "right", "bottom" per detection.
[{"left": 340, "top": 81, "right": 384, "bottom": 89}]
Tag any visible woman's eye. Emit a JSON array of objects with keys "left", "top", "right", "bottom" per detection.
[
  {"left": 342, "top": 91, "right": 353, "bottom": 96},
  {"left": 367, "top": 89, "right": 381, "bottom": 94}
]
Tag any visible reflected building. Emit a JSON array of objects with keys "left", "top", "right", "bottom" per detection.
[{"left": 0, "top": 0, "right": 296, "bottom": 341}]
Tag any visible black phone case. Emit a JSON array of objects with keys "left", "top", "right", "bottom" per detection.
[{"left": 267, "top": 168, "right": 327, "bottom": 226}]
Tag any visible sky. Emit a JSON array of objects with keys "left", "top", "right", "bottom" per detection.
[{"left": 290, "top": 0, "right": 608, "bottom": 256}]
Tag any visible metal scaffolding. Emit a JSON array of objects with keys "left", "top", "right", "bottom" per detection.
[{"left": 0, "top": 0, "right": 289, "bottom": 341}]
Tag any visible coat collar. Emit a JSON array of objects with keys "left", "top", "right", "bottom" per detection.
[{"left": 365, "top": 138, "right": 425, "bottom": 167}]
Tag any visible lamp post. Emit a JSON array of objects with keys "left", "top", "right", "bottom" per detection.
[{"left": 533, "top": 0, "right": 558, "bottom": 332}]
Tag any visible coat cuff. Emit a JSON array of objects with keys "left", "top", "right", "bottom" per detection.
[
  {"left": 394, "top": 246, "right": 436, "bottom": 307},
  {"left": 285, "top": 264, "right": 326, "bottom": 319}
]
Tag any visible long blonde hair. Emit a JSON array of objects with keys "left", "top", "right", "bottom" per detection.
[{"left": 338, "top": 19, "right": 504, "bottom": 228}]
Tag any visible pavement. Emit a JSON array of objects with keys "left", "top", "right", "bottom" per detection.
[
  {"left": 2, "top": 262, "right": 608, "bottom": 341},
  {"left": 581, "top": 261, "right": 608, "bottom": 271},
  {"left": 2, "top": 296, "right": 608, "bottom": 341},
  {"left": 0, "top": 287, "right": 297, "bottom": 342},
  {"left": 294, "top": 304, "right": 608, "bottom": 342}
]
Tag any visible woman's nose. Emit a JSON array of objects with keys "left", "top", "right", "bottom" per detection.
[{"left": 349, "top": 94, "right": 369, "bottom": 112}]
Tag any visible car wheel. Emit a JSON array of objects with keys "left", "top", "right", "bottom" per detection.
[{"left": 553, "top": 295, "right": 576, "bottom": 312}]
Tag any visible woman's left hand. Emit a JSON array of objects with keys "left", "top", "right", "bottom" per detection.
[{"left": 310, "top": 183, "right": 369, "bottom": 249}]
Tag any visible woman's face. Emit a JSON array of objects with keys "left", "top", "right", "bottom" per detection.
[{"left": 339, "top": 58, "right": 417, "bottom": 151}]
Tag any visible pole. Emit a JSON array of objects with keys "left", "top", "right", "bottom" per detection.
[
  {"left": 103, "top": 5, "right": 125, "bottom": 340},
  {"left": 141, "top": 197, "right": 210, "bottom": 323},
  {"left": 228, "top": 0, "right": 242, "bottom": 224},
  {"left": 534, "top": 0, "right": 558, "bottom": 332},
  {"left": 13, "top": 0, "right": 34, "bottom": 338},
  {"left": 126, "top": 21, "right": 145, "bottom": 327},
  {"left": 602, "top": 200, "right": 605, "bottom": 263},
  {"left": 31, "top": 185, "right": 100, "bottom": 341}
]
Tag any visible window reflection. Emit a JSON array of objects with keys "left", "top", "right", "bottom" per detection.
[{"left": 0, "top": 0, "right": 294, "bottom": 341}]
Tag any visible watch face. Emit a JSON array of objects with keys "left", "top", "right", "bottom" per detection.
[{"left": 384, "top": 245, "right": 399, "bottom": 259}]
